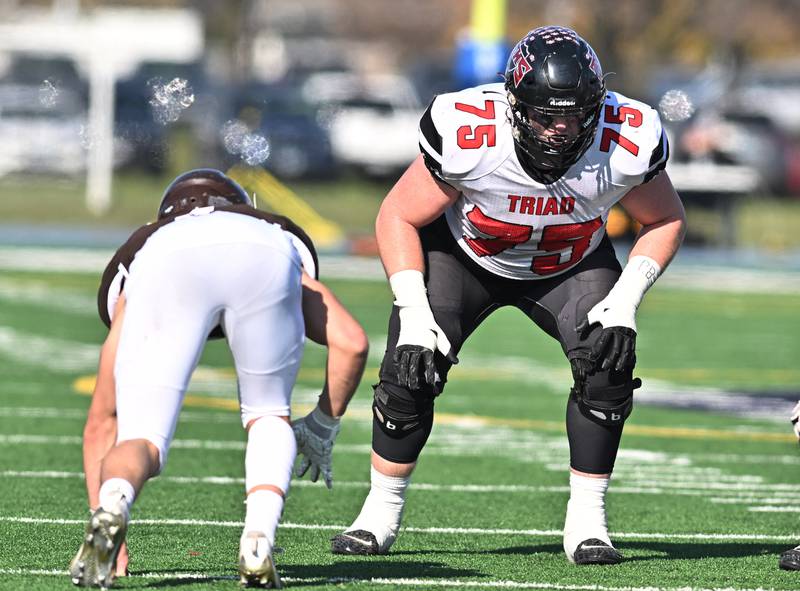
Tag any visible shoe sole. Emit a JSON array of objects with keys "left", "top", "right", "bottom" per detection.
[
  {"left": 780, "top": 552, "right": 800, "bottom": 570},
  {"left": 69, "top": 510, "right": 126, "bottom": 589},
  {"left": 331, "top": 531, "right": 382, "bottom": 556},
  {"left": 574, "top": 546, "right": 622, "bottom": 565},
  {"left": 239, "top": 554, "right": 281, "bottom": 588}
]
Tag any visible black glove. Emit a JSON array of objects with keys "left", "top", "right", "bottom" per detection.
[
  {"left": 394, "top": 345, "right": 453, "bottom": 390},
  {"left": 577, "top": 319, "right": 637, "bottom": 374}
]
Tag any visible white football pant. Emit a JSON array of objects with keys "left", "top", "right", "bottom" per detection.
[{"left": 114, "top": 211, "right": 305, "bottom": 470}]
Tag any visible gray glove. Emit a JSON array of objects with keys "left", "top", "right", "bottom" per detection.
[{"left": 292, "top": 405, "right": 341, "bottom": 489}]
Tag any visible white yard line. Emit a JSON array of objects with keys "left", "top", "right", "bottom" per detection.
[
  {"left": 0, "top": 515, "right": 794, "bottom": 542},
  {"left": 0, "top": 568, "right": 787, "bottom": 591},
  {"left": 9, "top": 408, "right": 799, "bottom": 464},
  {"left": 0, "top": 433, "right": 243, "bottom": 449},
  {"left": 1, "top": 432, "right": 798, "bottom": 489},
  {"left": 0, "top": 326, "right": 99, "bottom": 372},
  {"left": 2, "top": 246, "right": 800, "bottom": 294},
  {"left": 5, "top": 470, "right": 800, "bottom": 501},
  {"left": 0, "top": 405, "right": 239, "bottom": 424},
  {"left": 0, "top": 277, "right": 96, "bottom": 315}
]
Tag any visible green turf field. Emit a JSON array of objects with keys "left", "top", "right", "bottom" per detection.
[{"left": 0, "top": 269, "right": 799, "bottom": 590}]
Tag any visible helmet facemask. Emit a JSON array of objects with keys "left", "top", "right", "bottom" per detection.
[{"left": 508, "top": 91, "right": 603, "bottom": 175}]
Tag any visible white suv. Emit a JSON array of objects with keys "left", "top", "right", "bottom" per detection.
[{"left": 303, "top": 72, "right": 423, "bottom": 177}]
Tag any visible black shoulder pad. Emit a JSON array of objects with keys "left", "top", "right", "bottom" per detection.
[
  {"left": 643, "top": 131, "right": 670, "bottom": 184},
  {"left": 419, "top": 100, "right": 442, "bottom": 158}
]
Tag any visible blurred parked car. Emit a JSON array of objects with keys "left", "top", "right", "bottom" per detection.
[
  {"left": 223, "top": 81, "right": 336, "bottom": 180},
  {"left": 0, "top": 54, "right": 90, "bottom": 177},
  {"left": 651, "top": 63, "right": 799, "bottom": 196},
  {"left": 302, "top": 72, "right": 423, "bottom": 178},
  {"left": 0, "top": 83, "right": 87, "bottom": 177}
]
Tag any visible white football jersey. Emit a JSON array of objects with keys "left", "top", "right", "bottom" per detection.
[{"left": 419, "top": 83, "right": 668, "bottom": 280}]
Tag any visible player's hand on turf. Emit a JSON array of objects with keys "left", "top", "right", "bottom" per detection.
[
  {"left": 577, "top": 295, "right": 637, "bottom": 373},
  {"left": 790, "top": 401, "right": 800, "bottom": 441},
  {"left": 292, "top": 406, "right": 341, "bottom": 489},
  {"left": 394, "top": 304, "right": 458, "bottom": 389}
]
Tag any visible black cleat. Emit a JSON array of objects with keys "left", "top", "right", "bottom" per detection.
[
  {"left": 780, "top": 546, "right": 800, "bottom": 570},
  {"left": 331, "top": 530, "right": 382, "bottom": 555},
  {"left": 573, "top": 538, "right": 622, "bottom": 565}
]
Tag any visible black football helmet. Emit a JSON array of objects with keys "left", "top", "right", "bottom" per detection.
[
  {"left": 158, "top": 168, "right": 252, "bottom": 219},
  {"left": 504, "top": 26, "right": 606, "bottom": 181}
]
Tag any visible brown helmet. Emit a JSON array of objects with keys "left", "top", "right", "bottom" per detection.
[{"left": 157, "top": 168, "right": 252, "bottom": 219}]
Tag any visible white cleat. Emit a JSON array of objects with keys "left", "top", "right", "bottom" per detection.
[
  {"left": 239, "top": 531, "right": 281, "bottom": 588},
  {"left": 69, "top": 508, "right": 128, "bottom": 589}
]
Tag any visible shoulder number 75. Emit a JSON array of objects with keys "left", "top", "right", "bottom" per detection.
[
  {"left": 599, "top": 104, "right": 642, "bottom": 156},
  {"left": 455, "top": 100, "right": 496, "bottom": 149}
]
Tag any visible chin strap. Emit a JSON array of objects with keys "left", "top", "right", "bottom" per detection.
[{"left": 513, "top": 142, "right": 569, "bottom": 184}]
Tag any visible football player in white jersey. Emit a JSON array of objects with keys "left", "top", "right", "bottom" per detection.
[
  {"left": 69, "top": 169, "right": 368, "bottom": 588},
  {"left": 331, "top": 26, "right": 685, "bottom": 565}
]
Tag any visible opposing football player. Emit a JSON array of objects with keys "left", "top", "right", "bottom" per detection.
[
  {"left": 331, "top": 26, "right": 685, "bottom": 564},
  {"left": 70, "top": 169, "right": 368, "bottom": 589},
  {"left": 779, "top": 401, "right": 800, "bottom": 570}
]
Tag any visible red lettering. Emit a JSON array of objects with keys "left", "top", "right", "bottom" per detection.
[
  {"left": 541, "top": 197, "right": 558, "bottom": 216},
  {"left": 457, "top": 124, "right": 496, "bottom": 149},
  {"left": 455, "top": 100, "right": 496, "bottom": 120},
  {"left": 521, "top": 197, "right": 536, "bottom": 215},
  {"left": 600, "top": 128, "right": 639, "bottom": 156},
  {"left": 532, "top": 217, "right": 603, "bottom": 275},
  {"left": 460, "top": 207, "right": 604, "bottom": 276},
  {"left": 507, "top": 195, "right": 578, "bottom": 217},
  {"left": 604, "top": 104, "right": 643, "bottom": 127},
  {"left": 454, "top": 100, "right": 497, "bottom": 149},
  {"left": 599, "top": 105, "right": 642, "bottom": 156},
  {"left": 464, "top": 206, "right": 532, "bottom": 257}
]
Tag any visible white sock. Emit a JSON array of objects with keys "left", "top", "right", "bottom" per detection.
[
  {"left": 242, "top": 416, "right": 295, "bottom": 546},
  {"left": 245, "top": 416, "right": 296, "bottom": 494},
  {"left": 98, "top": 478, "right": 135, "bottom": 520},
  {"left": 563, "top": 473, "right": 612, "bottom": 560},
  {"left": 347, "top": 466, "right": 410, "bottom": 551},
  {"left": 243, "top": 489, "right": 284, "bottom": 547}
]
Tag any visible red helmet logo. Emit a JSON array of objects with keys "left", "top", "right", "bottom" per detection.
[
  {"left": 586, "top": 48, "right": 602, "bottom": 78},
  {"left": 510, "top": 44, "right": 533, "bottom": 88}
]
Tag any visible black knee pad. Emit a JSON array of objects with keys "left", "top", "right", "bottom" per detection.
[
  {"left": 571, "top": 374, "right": 641, "bottom": 427},
  {"left": 371, "top": 382, "right": 435, "bottom": 463}
]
